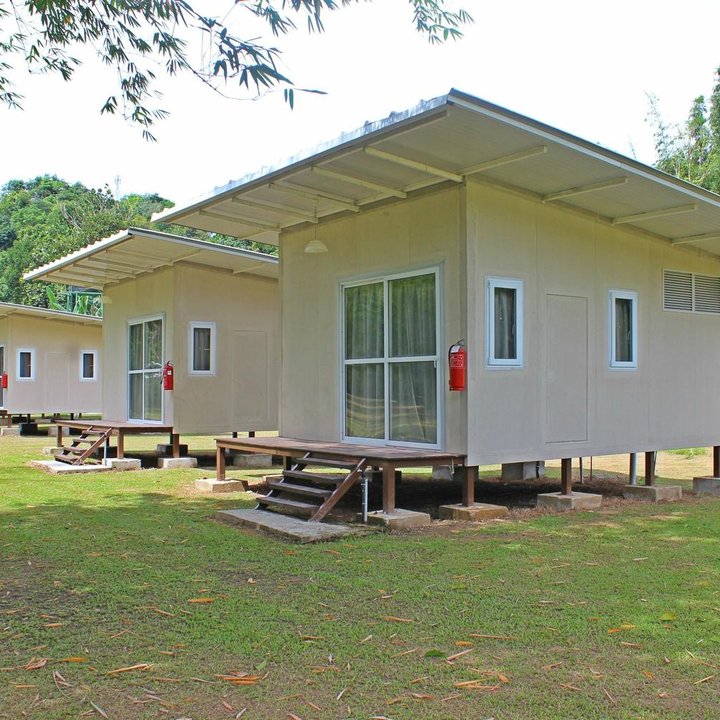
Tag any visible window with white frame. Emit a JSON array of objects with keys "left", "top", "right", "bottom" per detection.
[
  {"left": 189, "top": 322, "right": 216, "bottom": 375},
  {"left": 486, "top": 277, "right": 523, "bottom": 367},
  {"left": 17, "top": 349, "right": 34, "bottom": 380},
  {"left": 610, "top": 290, "right": 637, "bottom": 369},
  {"left": 80, "top": 351, "right": 97, "bottom": 381}
]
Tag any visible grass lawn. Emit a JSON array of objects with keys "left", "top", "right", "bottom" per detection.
[{"left": 1, "top": 435, "right": 718, "bottom": 719}]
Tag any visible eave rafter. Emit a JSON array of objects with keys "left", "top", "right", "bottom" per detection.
[
  {"left": 199, "top": 209, "right": 281, "bottom": 231},
  {"left": 270, "top": 182, "right": 360, "bottom": 212},
  {"left": 460, "top": 145, "right": 548, "bottom": 175},
  {"left": 671, "top": 231, "right": 720, "bottom": 246},
  {"left": 363, "top": 146, "right": 463, "bottom": 183},
  {"left": 542, "top": 177, "right": 628, "bottom": 203},
  {"left": 612, "top": 203, "right": 697, "bottom": 226},
  {"left": 231, "top": 196, "right": 318, "bottom": 223},
  {"left": 311, "top": 166, "right": 407, "bottom": 199}
]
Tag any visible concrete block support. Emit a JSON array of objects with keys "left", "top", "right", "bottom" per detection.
[
  {"left": 502, "top": 461, "right": 545, "bottom": 481},
  {"left": 105, "top": 458, "right": 142, "bottom": 471},
  {"left": 693, "top": 476, "right": 720, "bottom": 495},
  {"left": 623, "top": 485, "right": 682, "bottom": 502},
  {"left": 157, "top": 443, "right": 189, "bottom": 457},
  {"left": 0, "top": 427, "right": 20, "bottom": 436},
  {"left": 42, "top": 446, "right": 63, "bottom": 456},
  {"left": 439, "top": 503, "right": 509, "bottom": 521},
  {"left": 536, "top": 491, "right": 602, "bottom": 511},
  {"left": 365, "top": 509, "right": 432, "bottom": 530},
  {"left": 159, "top": 457, "right": 198, "bottom": 470},
  {"left": 195, "top": 478, "right": 248, "bottom": 493},
  {"left": 231, "top": 453, "right": 273, "bottom": 468}
]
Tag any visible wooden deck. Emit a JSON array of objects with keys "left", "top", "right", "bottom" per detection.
[
  {"left": 216, "top": 436, "right": 470, "bottom": 513},
  {"left": 54, "top": 420, "right": 180, "bottom": 459}
]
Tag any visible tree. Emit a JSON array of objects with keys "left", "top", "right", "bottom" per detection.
[
  {"left": 0, "top": 175, "right": 277, "bottom": 309},
  {"left": 0, "top": 1, "right": 472, "bottom": 140},
  {"left": 650, "top": 68, "right": 720, "bottom": 193}
]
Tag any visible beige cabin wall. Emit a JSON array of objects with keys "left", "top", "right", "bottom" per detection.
[
  {"left": 280, "top": 187, "right": 466, "bottom": 452},
  {"left": 0, "top": 314, "right": 101, "bottom": 413},
  {"left": 102, "top": 268, "right": 174, "bottom": 422},
  {"left": 466, "top": 178, "right": 720, "bottom": 465},
  {"left": 172, "top": 264, "right": 279, "bottom": 434}
]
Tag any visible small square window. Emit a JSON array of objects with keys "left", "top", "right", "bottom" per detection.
[
  {"left": 610, "top": 290, "right": 638, "bottom": 369},
  {"left": 80, "top": 351, "right": 97, "bottom": 381},
  {"left": 486, "top": 278, "right": 523, "bottom": 367},
  {"left": 189, "top": 322, "right": 216, "bottom": 375},
  {"left": 17, "top": 349, "right": 34, "bottom": 380}
]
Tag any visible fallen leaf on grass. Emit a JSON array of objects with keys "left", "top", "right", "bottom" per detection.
[
  {"left": 603, "top": 688, "right": 617, "bottom": 705},
  {"left": 382, "top": 616, "right": 414, "bottom": 623},
  {"left": 453, "top": 680, "right": 500, "bottom": 691},
  {"left": 140, "top": 606, "right": 175, "bottom": 617},
  {"left": 106, "top": 663, "right": 152, "bottom": 675},
  {"left": 23, "top": 658, "right": 47, "bottom": 671},
  {"left": 411, "top": 692, "right": 433, "bottom": 699},
  {"left": 468, "top": 634, "right": 516, "bottom": 640},
  {"left": 542, "top": 662, "right": 563, "bottom": 671},
  {"left": 446, "top": 648, "right": 473, "bottom": 662},
  {"left": 642, "top": 670, "right": 654, "bottom": 679},
  {"left": 309, "top": 666, "right": 340, "bottom": 674},
  {"left": 455, "top": 641, "right": 474, "bottom": 647},
  {"left": 216, "top": 672, "right": 262, "bottom": 685},
  {"left": 222, "top": 700, "right": 234, "bottom": 711},
  {"left": 188, "top": 598, "right": 215, "bottom": 604},
  {"left": 620, "top": 642, "right": 642, "bottom": 649},
  {"left": 301, "top": 636, "right": 324, "bottom": 641},
  {"left": 11, "top": 683, "right": 38, "bottom": 688},
  {"left": 559, "top": 683, "right": 582, "bottom": 691},
  {"left": 60, "top": 657, "right": 88, "bottom": 663},
  {"left": 608, "top": 624, "right": 636, "bottom": 634},
  {"left": 288, "top": 714, "right": 303, "bottom": 720},
  {"left": 392, "top": 648, "right": 418, "bottom": 658},
  {"left": 44, "top": 623, "right": 64, "bottom": 628},
  {"left": 89, "top": 700, "right": 110, "bottom": 719},
  {"left": 694, "top": 675, "right": 716, "bottom": 685}
]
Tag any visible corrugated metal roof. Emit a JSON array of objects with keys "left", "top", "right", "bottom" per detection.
[
  {"left": 23, "top": 227, "right": 279, "bottom": 288},
  {"left": 156, "top": 89, "right": 720, "bottom": 257},
  {"left": 0, "top": 302, "right": 102, "bottom": 324}
]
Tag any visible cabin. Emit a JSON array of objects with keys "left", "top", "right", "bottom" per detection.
[
  {"left": 25, "top": 228, "right": 279, "bottom": 441},
  {"left": 160, "top": 90, "right": 720, "bottom": 518},
  {"left": 0, "top": 302, "right": 102, "bottom": 430}
]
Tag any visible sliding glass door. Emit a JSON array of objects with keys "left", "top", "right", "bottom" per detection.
[
  {"left": 343, "top": 269, "right": 440, "bottom": 447},
  {"left": 128, "top": 317, "right": 163, "bottom": 422}
]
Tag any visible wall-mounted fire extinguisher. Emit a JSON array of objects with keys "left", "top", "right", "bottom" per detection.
[
  {"left": 1, "top": 372, "right": 7, "bottom": 389},
  {"left": 162, "top": 361, "right": 174, "bottom": 391},
  {"left": 448, "top": 341, "right": 466, "bottom": 391}
]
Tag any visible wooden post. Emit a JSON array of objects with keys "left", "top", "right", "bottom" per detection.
[
  {"left": 629, "top": 453, "right": 637, "bottom": 485},
  {"left": 462, "top": 466, "right": 477, "bottom": 507},
  {"left": 117, "top": 431, "right": 125, "bottom": 460},
  {"left": 249, "top": 430, "right": 256, "bottom": 438},
  {"left": 644, "top": 451, "right": 655, "bottom": 486},
  {"left": 713, "top": 446, "right": 720, "bottom": 478},
  {"left": 56, "top": 424, "right": 63, "bottom": 448},
  {"left": 382, "top": 465, "right": 396, "bottom": 514},
  {"left": 216, "top": 443, "right": 226, "bottom": 481},
  {"left": 284, "top": 456, "right": 292, "bottom": 471},
  {"left": 561, "top": 458, "right": 572, "bottom": 495},
  {"left": 170, "top": 432, "right": 180, "bottom": 459}
]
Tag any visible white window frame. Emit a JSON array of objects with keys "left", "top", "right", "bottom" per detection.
[
  {"left": 609, "top": 290, "right": 638, "bottom": 369},
  {"left": 79, "top": 350, "right": 98, "bottom": 382},
  {"left": 340, "top": 266, "right": 443, "bottom": 450},
  {"left": 16, "top": 348, "right": 35, "bottom": 381},
  {"left": 486, "top": 277, "right": 524, "bottom": 368},
  {"left": 188, "top": 321, "right": 216, "bottom": 376}
]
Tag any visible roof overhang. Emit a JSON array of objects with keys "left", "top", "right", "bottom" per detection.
[
  {"left": 0, "top": 302, "right": 102, "bottom": 325},
  {"left": 156, "top": 89, "right": 720, "bottom": 258},
  {"left": 23, "top": 227, "right": 279, "bottom": 289}
]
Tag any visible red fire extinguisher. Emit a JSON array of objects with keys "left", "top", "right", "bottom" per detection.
[
  {"left": 448, "top": 341, "right": 466, "bottom": 391},
  {"left": 1, "top": 372, "right": 7, "bottom": 389},
  {"left": 162, "top": 361, "right": 174, "bottom": 391}
]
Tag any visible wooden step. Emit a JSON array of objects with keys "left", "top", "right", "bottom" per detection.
[
  {"left": 283, "top": 469, "right": 345, "bottom": 485},
  {"left": 293, "top": 456, "right": 358, "bottom": 470},
  {"left": 267, "top": 480, "right": 332, "bottom": 498},
  {"left": 257, "top": 495, "right": 319, "bottom": 515},
  {"left": 70, "top": 438, "right": 101, "bottom": 445}
]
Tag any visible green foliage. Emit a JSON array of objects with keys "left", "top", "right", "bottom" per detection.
[
  {"left": 1, "top": 1, "right": 472, "bottom": 139},
  {"left": 0, "top": 174, "right": 278, "bottom": 310},
  {"left": 0, "top": 175, "right": 171, "bottom": 307},
  {"left": 650, "top": 68, "right": 720, "bottom": 192}
]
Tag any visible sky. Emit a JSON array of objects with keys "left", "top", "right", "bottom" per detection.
[{"left": 2, "top": 0, "right": 720, "bottom": 208}]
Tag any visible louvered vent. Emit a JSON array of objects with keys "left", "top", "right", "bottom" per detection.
[
  {"left": 663, "top": 270, "right": 693, "bottom": 311},
  {"left": 694, "top": 274, "right": 720, "bottom": 314}
]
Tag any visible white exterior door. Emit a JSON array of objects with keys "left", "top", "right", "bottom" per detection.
[{"left": 128, "top": 317, "right": 164, "bottom": 422}]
